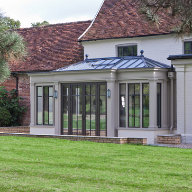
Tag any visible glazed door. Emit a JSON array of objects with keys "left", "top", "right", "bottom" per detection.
[
  {"left": 71, "top": 85, "right": 83, "bottom": 135},
  {"left": 85, "top": 84, "right": 96, "bottom": 136},
  {"left": 61, "top": 83, "right": 106, "bottom": 136}
]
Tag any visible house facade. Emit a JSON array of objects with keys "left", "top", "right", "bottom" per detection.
[{"left": 28, "top": 0, "right": 192, "bottom": 144}]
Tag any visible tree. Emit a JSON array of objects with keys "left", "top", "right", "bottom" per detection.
[
  {"left": 139, "top": 0, "right": 192, "bottom": 36},
  {"left": 0, "top": 12, "right": 27, "bottom": 83},
  {"left": 0, "top": 12, "right": 20, "bottom": 29},
  {"left": 31, "top": 21, "right": 49, "bottom": 27}
]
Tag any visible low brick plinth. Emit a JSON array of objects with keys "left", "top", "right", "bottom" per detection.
[
  {"left": 0, "top": 133, "right": 147, "bottom": 145},
  {"left": 127, "top": 138, "right": 147, "bottom": 145},
  {"left": 0, "top": 127, "right": 30, "bottom": 134},
  {"left": 157, "top": 135, "right": 181, "bottom": 144}
]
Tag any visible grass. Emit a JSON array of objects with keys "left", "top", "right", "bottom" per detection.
[{"left": 0, "top": 136, "right": 192, "bottom": 192}]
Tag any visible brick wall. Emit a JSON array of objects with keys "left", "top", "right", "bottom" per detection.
[
  {"left": 0, "top": 133, "right": 147, "bottom": 145},
  {"left": 157, "top": 135, "right": 181, "bottom": 144},
  {"left": 0, "top": 127, "right": 30, "bottom": 134},
  {"left": 0, "top": 73, "right": 30, "bottom": 126}
]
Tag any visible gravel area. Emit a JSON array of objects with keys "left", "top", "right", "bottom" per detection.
[{"left": 152, "top": 143, "right": 192, "bottom": 149}]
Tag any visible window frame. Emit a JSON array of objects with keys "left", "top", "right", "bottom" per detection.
[
  {"left": 157, "top": 83, "right": 161, "bottom": 128},
  {"left": 36, "top": 85, "right": 54, "bottom": 126},
  {"left": 128, "top": 83, "right": 140, "bottom": 128},
  {"left": 142, "top": 83, "right": 149, "bottom": 128},
  {"left": 184, "top": 41, "right": 192, "bottom": 54},
  {"left": 119, "top": 84, "right": 126, "bottom": 127},
  {"left": 119, "top": 82, "right": 162, "bottom": 129},
  {"left": 118, "top": 45, "right": 137, "bottom": 57}
]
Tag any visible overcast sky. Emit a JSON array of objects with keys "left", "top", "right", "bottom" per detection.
[{"left": 0, "top": 0, "right": 104, "bottom": 28}]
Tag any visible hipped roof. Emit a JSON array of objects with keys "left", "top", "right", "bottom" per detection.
[{"left": 55, "top": 56, "right": 170, "bottom": 72}]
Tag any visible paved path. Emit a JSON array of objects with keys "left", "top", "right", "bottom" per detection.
[{"left": 153, "top": 143, "right": 192, "bottom": 149}]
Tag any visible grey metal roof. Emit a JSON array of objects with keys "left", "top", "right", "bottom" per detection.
[{"left": 54, "top": 56, "right": 170, "bottom": 72}]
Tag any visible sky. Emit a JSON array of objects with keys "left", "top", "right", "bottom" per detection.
[{"left": 0, "top": 0, "right": 104, "bottom": 28}]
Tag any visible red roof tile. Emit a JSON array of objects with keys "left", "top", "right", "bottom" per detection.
[
  {"left": 9, "top": 20, "right": 91, "bottom": 72},
  {"left": 79, "top": 0, "right": 180, "bottom": 41}
]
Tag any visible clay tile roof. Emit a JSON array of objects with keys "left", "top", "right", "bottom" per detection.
[
  {"left": 9, "top": 20, "right": 91, "bottom": 72},
  {"left": 79, "top": 0, "right": 180, "bottom": 42}
]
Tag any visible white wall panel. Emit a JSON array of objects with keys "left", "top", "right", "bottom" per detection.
[{"left": 82, "top": 34, "right": 183, "bottom": 65}]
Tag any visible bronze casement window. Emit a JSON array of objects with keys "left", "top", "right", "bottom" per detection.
[
  {"left": 118, "top": 45, "right": 137, "bottom": 57},
  {"left": 157, "top": 83, "right": 161, "bottom": 128},
  {"left": 142, "top": 84, "right": 149, "bottom": 128},
  {"left": 37, "top": 86, "right": 53, "bottom": 125},
  {"left": 128, "top": 84, "right": 140, "bottom": 128},
  {"left": 184, "top": 42, "right": 192, "bottom": 54},
  {"left": 120, "top": 83, "right": 161, "bottom": 128},
  {"left": 119, "top": 84, "right": 126, "bottom": 127}
]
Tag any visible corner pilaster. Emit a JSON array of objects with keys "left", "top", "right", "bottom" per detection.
[
  {"left": 148, "top": 78, "right": 158, "bottom": 129},
  {"left": 54, "top": 81, "right": 61, "bottom": 135},
  {"left": 107, "top": 70, "right": 117, "bottom": 137},
  {"left": 30, "top": 82, "right": 35, "bottom": 127}
]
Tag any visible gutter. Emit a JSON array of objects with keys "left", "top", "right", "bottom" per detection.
[{"left": 79, "top": 32, "right": 175, "bottom": 43}]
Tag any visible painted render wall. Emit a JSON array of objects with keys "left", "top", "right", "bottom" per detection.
[{"left": 81, "top": 34, "right": 187, "bottom": 65}]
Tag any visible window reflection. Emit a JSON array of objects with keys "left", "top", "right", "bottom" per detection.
[
  {"left": 119, "top": 84, "right": 126, "bottom": 127},
  {"left": 128, "top": 84, "right": 140, "bottom": 128},
  {"left": 142, "top": 84, "right": 149, "bottom": 128}
]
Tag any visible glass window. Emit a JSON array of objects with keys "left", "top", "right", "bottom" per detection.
[
  {"left": 37, "top": 86, "right": 53, "bottom": 125},
  {"left": 37, "top": 87, "right": 42, "bottom": 125},
  {"left": 142, "top": 84, "right": 149, "bottom": 128},
  {"left": 99, "top": 84, "right": 107, "bottom": 136},
  {"left": 62, "top": 85, "right": 69, "bottom": 135},
  {"left": 128, "top": 84, "right": 140, "bottom": 128},
  {"left": 157, "top": 83, "right": 161, "bottom": 128},
  {"left": 184, "top": 42, "right": 192, "bottom": 54},
  {"left": 120, "top": 83, "right": 162, "bottom": 129},
  {"left": 118, "top": 45, "right": 137, "bottom": 57},
  {"left": 119, "top": 84, "right": 126, "bottom": 127}
]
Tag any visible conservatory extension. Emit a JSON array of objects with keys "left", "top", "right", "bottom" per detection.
[{"left": 29, "top": 55, "right": 175, "bottom": 144}]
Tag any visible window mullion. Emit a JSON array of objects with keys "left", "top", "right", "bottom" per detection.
[
  {"left": 43, "top": 86, "right": 44, "bottom": 125},
  {"left": 140, "top": 83, "right": 142, "bottom": 128},
  {"left": 134, "top": 84, "right": 135, "bottom": 127}
]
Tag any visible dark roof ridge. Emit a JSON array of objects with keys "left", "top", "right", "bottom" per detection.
[{"left": 8, "top": 20, "right": 92, "bottom": 32}]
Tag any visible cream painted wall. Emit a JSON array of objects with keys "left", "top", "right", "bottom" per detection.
[
  {"left": 82, "top": 34, "right": 186, "bottom": 65},
  {"left": 171, "top": 59, "right": 192, "bottom": 143},
  {"left": 30, "top": 127, "right": 55, "bottom": 135}
]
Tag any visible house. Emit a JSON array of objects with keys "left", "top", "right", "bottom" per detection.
[
  {"left": 28, "top": 0, "right": 192, "bottom": 144},
  {"left": 0, "top": 20, "right": 91, "bottom": 126}
]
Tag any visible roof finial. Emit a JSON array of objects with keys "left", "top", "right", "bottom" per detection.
[
  {"left": 140, "top": 50, "right": 144, "bottom": 57},
  {"left": 85, "top": 54, "right": 89, "bottom": 60}
]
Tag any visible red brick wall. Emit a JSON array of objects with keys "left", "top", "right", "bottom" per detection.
[{"left": 0, "top": 73, "right": 30, "bottom": 126}]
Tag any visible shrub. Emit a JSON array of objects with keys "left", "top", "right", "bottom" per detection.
[
  {"left": 0, "top": 107, "right": 12, "bottom": 127},
  {"left": 0, "top": 87, "right": 27, "bottom": 126}
]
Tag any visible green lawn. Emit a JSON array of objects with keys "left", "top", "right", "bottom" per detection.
[{"left": 0, "top": 136, "right": 192, "bottom": 191}]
